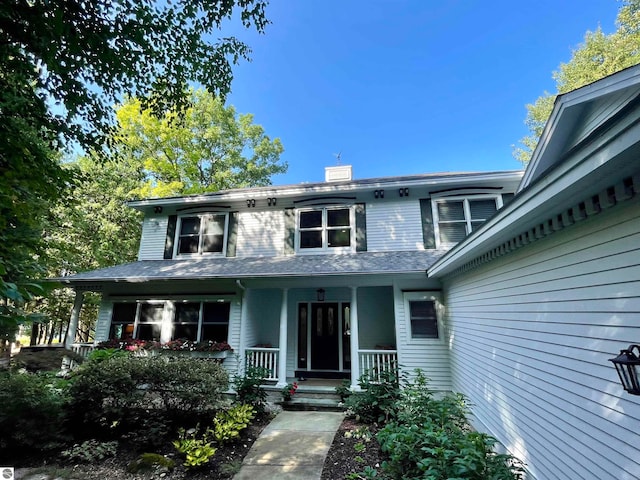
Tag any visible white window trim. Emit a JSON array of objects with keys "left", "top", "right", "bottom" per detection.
[
  {"left": 295, "top": 206, "right": 355, "bottom": 254},
  {"left": 431, "top": 194, "right": 503, "bottom": 248},
  {"left": 403, "top": 291, "right": 444, "bottom": 345},
  {"left": 173, "top": 213, "right": 229, "bottom": 258}
]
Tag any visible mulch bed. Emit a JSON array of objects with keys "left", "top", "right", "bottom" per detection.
[
  {"left": 13, "top": 413, "right": 273, "bottom": 480},
  {"left": 321, "top": 417, "right": 384, "bottom": 480}
]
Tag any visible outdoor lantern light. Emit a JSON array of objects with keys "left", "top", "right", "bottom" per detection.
[
  {"left": 609, "top": 344, "right": 640, "bottom": 395},
  {"left": 316, "top": 288, "right": 325, "bottom": 302}
]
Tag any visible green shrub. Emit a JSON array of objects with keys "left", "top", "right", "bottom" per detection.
[
  {"left": 343, "top": 368, "right": 402, "bottom": 423},
  {"left": 67, "top": 355, "right": 229, "bottom": 443},
  {"left": 61, "top": 439, "right": 119, "bottom": 463},
  {"left": 85, "top": 347, "right": 129, "bottom": 363},
  {"left": 127, "top": 452, "right": 176, "bottom": 473},
  {"left": 233, "top": 366, "right": 269, "bottom": 412},
  {"left": 208, "top": 404, "right": 256, "bottom": 444},
  {"left": 335, "top": 378, "right": 352, "bottom": 402},
  {"left": 173, "top": 427, "right": 217, "bottom": 468},
  {"left": 376, "top": 371, "right": 525, "bottom": 480},
  {"left": 0, "top": 371, "right": 70, "bottom": 452}
]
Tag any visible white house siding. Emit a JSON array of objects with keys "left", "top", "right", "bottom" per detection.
[
  {"left": 236, "top": 211, "right": 284, "bottom": 257},
  {"left": 392, "top": 282, "right": 452, "bottom": 391},
  {"left": 137, "top": 216, "right": 168, "bottom": 260},
  {"left": 223, "top": 299, "right": 242, "bottom": 375},
  {"left": 245, "top": 289, "right": 282, "bottom": 348},
  {"left": 442, "top": 197, "right": 640, "bottom": 480},
  {"left": 366, "top": 200, "right": 425, "bottom": 252},
  {"left": 357, "top": 287, "right": 395, "bottom": 349},
  {"left": 94, "top": 299, "right": 113, "bottom": 342}
]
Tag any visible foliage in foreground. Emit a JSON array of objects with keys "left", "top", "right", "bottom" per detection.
[
  {"left": 173, "top": 404, "right": 256, "bottom": 468},
  {"left": 344, "top": 370, "right": 525, "bottom": 480},
  {"left": 67, "top": 355, "right": 229, "bottom": 445},
  {"left": 234, "top": 366, "right": 270, "bottom": 412},
  {"left": 1, "top": 0, "right": 271, "bottom": 348},
  {"left": 342, "top": 368, "right": 402, "bottom": 424},
  {"left": 0, "top": 371, "right": 70, "bottom": 452}
]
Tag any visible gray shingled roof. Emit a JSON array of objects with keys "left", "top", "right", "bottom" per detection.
[{"left": 57, "top": 250, "right": 448, "bottom": 284}]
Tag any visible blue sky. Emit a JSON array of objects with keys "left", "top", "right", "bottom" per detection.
[{"left": 224, "top": 0, "right": 620, "bottom": 185}]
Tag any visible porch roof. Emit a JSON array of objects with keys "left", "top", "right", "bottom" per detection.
[{"left": 55, "top": 250, "right": 448, "bottom": 285}]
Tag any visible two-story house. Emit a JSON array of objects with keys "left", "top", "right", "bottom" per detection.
[
  {"left": 60, "top": 165, "right": 522, "bottom": 391},
  {"left": 59, "top": 65, "right": 640, "bottom": 480}
]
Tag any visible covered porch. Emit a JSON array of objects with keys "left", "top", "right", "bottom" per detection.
[{"left": 241, "top": 284, "right": 398, "bottom": 389}]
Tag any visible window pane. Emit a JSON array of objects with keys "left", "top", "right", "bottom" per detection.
[
  {"left": 110, "top": 323, "right": 134, "bottom": 340},
  {"left": 173, "top": 324, "right": 198, "bottom": 341},
  {"left": 328, "top": 228, "right": 351, "bottom": 247},
  {"left": 202, "top": 234, "right": 223, "bottom": 252},
  {"left": 471, "top": 221, "right": 486, "bottom": 231},
  {"left": 439, "top": 223, "right": 467, "bottom": 243},
  {"left": 137, "top": 323, "right": 161, "bottom": 341},
  {"left": 411, "top": 319, "right": 438, "bottom": 338},
  {"left": 469, "top": 199, "right": 497, "bottom": 220},
  {"left": 300, "top": 230, "right": 322, "bottom": 248},
  {"left": 300, "top": 210, "right": 322, "bottom": 228},
  {"left": 140, "top": 303, "right": 164, "bottom": 323},
  {"left": 180, "top": 217, "right": 200, "bottom": 235},
  {"left": 201, "top": 324, "right": 229, "bottom": 342},
  {"left": 410, "top": 300, "right": 436, "bottom": 319},
  {"left": 202, "top": 302, "right": 230, "bottom": 324},
  {"left": 203, "top": 215, "right": 225, "bottom": 235},
  {"left": 178, "top": 236, "right": 199, "bottom": 254},
  {"left": 175, "top": 303, "right": 200, "bottom": 323},
  {"left": 410, "top": 300, "right": 438, "bottom": 339},
  {"left": 112, "top": 303, "right": 137, "bottom": 323},
  {"left": 437, "top": 201, "right": 465, "bottom": 221},
  {"left": 327, "top": 209, "right": 350, "bottom": 227}
]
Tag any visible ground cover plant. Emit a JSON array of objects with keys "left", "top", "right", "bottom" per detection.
[{"left": 322, "top": 369, "right": 525, "bottom": 480}]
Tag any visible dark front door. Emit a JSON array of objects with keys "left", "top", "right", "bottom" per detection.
[{"left": 310, "top": 303, "right": 340, "bottom": 370}]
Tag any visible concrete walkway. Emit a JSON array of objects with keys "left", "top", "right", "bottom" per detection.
[{"left": 233, "top": 410, "right": 344, "bottom": 480}]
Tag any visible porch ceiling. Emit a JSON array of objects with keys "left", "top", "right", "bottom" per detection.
[{"left": 54, "top": 250, "right": 447, "bottom": 285}]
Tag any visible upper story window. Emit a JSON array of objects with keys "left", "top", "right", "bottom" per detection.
[
  {"left": 297, "top": 207, "right": 354, "bottom": 252},
  {"left": 432, "top": 196, "right": 501, "bottom": 246},
  {"left": 175, "top": 213, "right": 228, "bottom": 256}
]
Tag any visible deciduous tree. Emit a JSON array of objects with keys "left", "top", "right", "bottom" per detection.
[
  {"left": 115, "top": 91, "right": 286, "bottom": 197},
  {"left": 0, "top": 0, "right": 271, "bottom": 346},
  {"left": 514, "top": 0, "right": 640, "bottom": 163}
]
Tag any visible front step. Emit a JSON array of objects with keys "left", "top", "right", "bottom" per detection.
[
  {"left": 263, "top": 379, "right": 345, "bottom": 412},
  {"left": 280, "top": 397, "right": 343, "bottom": 412}
]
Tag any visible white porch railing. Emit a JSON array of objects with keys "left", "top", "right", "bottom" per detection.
[
  {"left": 70, "top": 343, "right": 96, "bottom": 358},
  {"left": 61, "top": 342, "right": 95, "bottom": 370},
  {"left": 245, "top": 347, "right": 279, "bottom": 381},
  {"left": 358, "top": 349, "right": 398, "bottom": 382}
]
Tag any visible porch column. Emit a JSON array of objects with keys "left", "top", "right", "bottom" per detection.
[
  {"left": 349, "top": 286, "right": 360, "bottom": 390},
  {"left": 65, "top": 290, "right": 84, "bottom": 348},
  {"left": 276, "top": 288, "right": 289, "bottom": 387}
]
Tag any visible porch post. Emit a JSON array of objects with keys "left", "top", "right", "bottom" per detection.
[
  {"left": 349, "top": 286, "right": 360, "bottom": 390},
  {"left": 276, "top": 288, "right": 289, "bottom": 387},
  {"left": 65, "top": 290, "right": 84, "bottom": 348}
]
